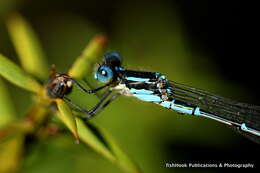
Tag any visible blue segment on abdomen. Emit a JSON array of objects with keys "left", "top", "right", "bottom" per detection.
[
  {"left": 130, "top": 88, "right": 154, "bottom": 95},
  {"left": 125, "top": 76, "right": 150, "bottom": 82},
  {"left": 193, "top": 107, "right": 201, "bottom": 116},
  {"left": 171, "top": 103, "right": 193, "bottom": 114},
  {"left": 159, "top": 100, "right": 193, "bottom": 114},
  {"left": 134, "top": 94, "right": 162, "bottom": 102},
  {"left": 160, "top": 101, "right": 172, "bottom": 108}
]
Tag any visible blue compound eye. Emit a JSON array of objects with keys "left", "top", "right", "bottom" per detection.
[
  {"left": 104, "top": 52, "right": 121, "bottom": 60},
  {"left": 104, "top": 52, "right": 122, "bottom": 67},
  {"left": 95, "top": 66, "right": 114, "bottom": 83}
]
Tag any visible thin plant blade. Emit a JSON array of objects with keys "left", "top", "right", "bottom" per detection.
[
  {"left": 0, "top": 135, "right": 24, "bottom": 173},
  {"left": 0, "top": 78, "right": 16, "bottom": 127},
  {"left": 0, "top": 78, "right": 24, "bottom": 173},
  {"left": 98, "top": 126, "right": 141, "bottom": 173},
  {"left": 76, "top": 118, "right": 141, "bottom": 173},
  {"left": 76, "top": 118, "right": 116, "bottom": 161},
  {"left": 55, "top": 99, "right": 79, "bottom": 140},
  {"left": 0, "top": 54, "right": 42, "bottom": 94},
  {"left": 6, "top": 13, "right": 49, "bottom": 79},
  {"left": 68, "top": 34, "right": 107, "bottom": 79}
]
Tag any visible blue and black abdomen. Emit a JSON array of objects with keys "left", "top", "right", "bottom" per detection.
[
  {"left": 168, "top": 81, "right": 260, "bottom": 142},
  {"left": 119, "top": 70, "right": 260, "bottom": 141}
]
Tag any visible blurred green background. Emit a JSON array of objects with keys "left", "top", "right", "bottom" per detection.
[{"left": 0, "top": 0, "right": 259, "bottom": 173}]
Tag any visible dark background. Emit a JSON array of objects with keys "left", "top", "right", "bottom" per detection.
[
  {"left": 2, "top": 0, "right": 259, "bottom": 100},
  {"left": 0, "top": 0, "right": 259, "bottom": 173}
]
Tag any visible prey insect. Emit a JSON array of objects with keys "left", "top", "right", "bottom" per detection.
[{"left": 45, "top": 65, "right": 114, "bottom": 119}]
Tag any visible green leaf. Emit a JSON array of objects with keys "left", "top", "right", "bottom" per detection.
[
  {"left": 98, "top": 126, "right": 141, "bottom": 173},
  {"left": 68, "top": 34, "right": 107, "bottom": 79},
  {"left": 0, "top": 78, "right": 16, "bottom": 127},
  {"left": 56, "top": 99, "right": 79, "bottom": 140},
  {"left": 0, "top": 135, "right": 24, "bottom": 173},
  {"left": 76, "top": 118, "right": 116, "bottom": 161},
  {"left": 6, "top": 13, "right": 49, "bottom": 79},
  {"left": 76, "top": 118, "right": 141, "bottom": 173},
  {"left": 0, "top": 54, "right": 42, "bottom": 93}
]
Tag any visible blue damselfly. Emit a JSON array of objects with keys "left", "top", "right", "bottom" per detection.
[{"left": 86, "top": 52, "right": 260, "bottom": 144}]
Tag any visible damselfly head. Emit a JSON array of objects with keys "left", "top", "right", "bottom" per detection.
[
  {"left": 94, "top": 65, "right": 114, "bottom": 83},
  {"left": 94, "top": 52, "right": 122, "bottom": 84},
  {"left": 103, "top": 52, "right": 122, "bottom": 67}
]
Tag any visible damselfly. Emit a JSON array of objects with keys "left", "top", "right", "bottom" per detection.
[{"left": 86, "top": 52, "right": 260, "bottom": 143}]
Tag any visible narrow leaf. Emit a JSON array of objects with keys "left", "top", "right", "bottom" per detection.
[
  {"left": 98, "top": 127, "right": 142, "bottom": 173},
  {"left": 68, "top": 34, "right": 107, "bottom": 79},
  {"left": 55, "top": 99, "right": 79, "bottom": 140},
  {"left": 0, "top": 135, "right": 24, "bottom": 173},
  {"left": 0, "top": 78, "right": 16, "bottom": 127},
  {"left": 6, "top": 13, "right": 49, "bottom": 79},
  {"left": 76, "top": 118, "right": 116, "bottom": 161},
  {"left": 76, "top": 118, "right": 141, "bottom": 173},
  {"left": 0, "top": 54, "right": 42, "bottom": 93}
]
